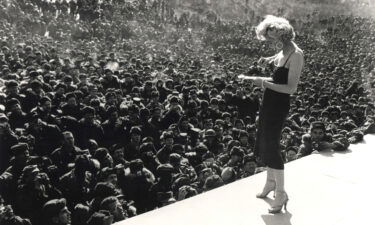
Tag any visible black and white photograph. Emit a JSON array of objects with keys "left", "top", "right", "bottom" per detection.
[{"left": 0, "top": 0, "right": 374, "bottom": 225}]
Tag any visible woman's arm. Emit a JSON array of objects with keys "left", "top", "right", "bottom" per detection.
[
  {"left": 263, "top": 52, "right": 304, "bottom": 94},
  {"left": 238, "top": 75, "right": 273, "bottom": 81},
  {"left": 265, "top": 53, "right": 279, "bottom": 62},
  {"left": 259, "top": 53, "right": 280, "bottom": 65}
]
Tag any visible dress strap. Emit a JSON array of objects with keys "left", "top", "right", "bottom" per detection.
[{"left": 282, "top": 51, "right": 294, "bottom": 67}]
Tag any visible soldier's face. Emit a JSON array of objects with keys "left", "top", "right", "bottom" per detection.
[
  {"left": 240, "top": 136, "right": 248, "bottom": 144},
  {"left": 106, "top": 174, "right": 118, "bottom": 186},
  {"left": 64, "top": 133, "right": 75, "bottom": 146},
  {"left": 12, "top": 104, "right": 22, "bottom": 114},
  {"left": 244, "top": 161, "right": 257, "bottom": 173},
  {"left": 7, "top": 86, "right": 18, "bottom": 95},
  {"left": 109, "top": 112, "right": 118, "bottom": 121},
  {"left": 131, "top": 134, "right": 141, "bottom": 143},
  {"left": 67, "top": 97, "right": 77, "bottom": 106},
  {"left": 16, "top": 150, "right": 29, "bottom": 163},
  {"left": 165, "top": 137, "right": 174, "bottom": 146},
  {"left": 42, "top": 101, "right": 52, "bottom": 112},
  {"left": 286, "top": 150, "right": 297, "bottom": 162},
  {"left": 235, "top": 122, "right": 244, "bottom": 130},
  {"left": 85, "top": 113, "right": 95, "bottom": 122},
  {"left": 58, "top": 207, "right": 71, "bottom": 225},
  {"left": 113, "top": 149, "right": 124, "bottom": 159},
  {"left": 56, "top": 87, "right": 65, "bottom": 95},
  {"left": 311, "top": 128, "right": 324, "bottom": 141},
  {"left": 153, "top": 109, "right": 161, "bottom": 118}
]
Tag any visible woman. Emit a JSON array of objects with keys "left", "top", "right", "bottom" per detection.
[{"left": 238, "top": 15, "right": 304, "bottom": 213}]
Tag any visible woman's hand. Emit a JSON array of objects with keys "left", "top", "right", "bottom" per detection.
[
  {"left": 252, "top": 77, "right": 263, "bottom": 87},
  {"left": 258, "top": 57, "right": 267, "bottom": 66},
  {"left": 238, "top": 74, "right": 246, "bottom": 80},
  {"left": 258, "top": 56, "right": 272, "bottom": 67},
  {"left": 238, "top": 75, "right": 263, "bottom": 86}
]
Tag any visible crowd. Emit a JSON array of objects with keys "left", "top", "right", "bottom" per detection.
[{"left": 1, "top": 0, "right": 375, "bottom": 225}]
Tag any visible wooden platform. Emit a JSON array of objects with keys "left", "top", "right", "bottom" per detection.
[{"left": 116, "top": 134, "right": 375, "bottom": 225}]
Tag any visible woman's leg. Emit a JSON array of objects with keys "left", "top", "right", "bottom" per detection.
[
  {"left": 256, "top": 167, "right": 275, "bottom": 198},
  {"left": 268, "top": 168, "right": 288, "bottom": 213}
]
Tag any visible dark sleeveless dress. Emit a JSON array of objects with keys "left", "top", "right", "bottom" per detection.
[{"left": 254, "top": 53, "right": 294, "bottom": 170}]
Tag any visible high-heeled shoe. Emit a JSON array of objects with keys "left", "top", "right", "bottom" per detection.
[
  {"left": 256, "top": 179, "right": 276, "bottom": 198},
  {"left": 268, "top": 192, "right": 288, "bottom": 214}
]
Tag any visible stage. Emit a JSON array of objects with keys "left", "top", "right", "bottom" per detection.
[{"left": 116, "top": 134, "right": 375, "bottom": 225}]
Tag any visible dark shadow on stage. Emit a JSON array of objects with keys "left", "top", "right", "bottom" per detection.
[
  {"left": 317, "top": 148, "right": 353, "bottom": 158},
  {"left": 260, "top": 197, "right": 293, "bottom": 225},
  {"left": 317, "top": 138, "right": 370, "bottom": 158},
  {"left": 261, "top": 211, "right": 293, "bottom": 225}
]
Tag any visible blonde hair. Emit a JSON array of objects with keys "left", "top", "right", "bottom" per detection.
[{"left": 255, "top": 15, "right": 295, "bottom": 42}]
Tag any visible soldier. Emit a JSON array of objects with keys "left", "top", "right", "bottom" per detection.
[
  {"left": 0, "top": 113, "right": 18, "bottom": 172},
  {"left": 51, "top": 131, "right": 86, "bottom": 176},
  {"left": 42, "top": 198, "right": 71, "bottom": 225}
]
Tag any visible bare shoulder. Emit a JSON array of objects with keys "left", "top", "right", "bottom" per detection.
[
  {"left": 291, "top": 43, "right": 304, "bottom": 58},
  {"left": 286, "top": 49, "right": 304, "bottom": 69},
  {"left": 291, "top": 49, "right": 304, "bottom": 62},
  {"left": 294, "top": 47, "right": 304, "bottom": 57}
]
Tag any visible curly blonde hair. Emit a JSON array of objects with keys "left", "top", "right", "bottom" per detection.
[{"left": 255, "top": 15, "right": 295, "bottom": 42}]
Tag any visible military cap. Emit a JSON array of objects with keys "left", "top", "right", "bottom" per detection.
[
  {"left": 0, "top": 112, "right": 8, "bottom": 122},
  {"left": 82, "top": 106, "right": 95, "bottom": 115},
  {"left": 139, "top": 142, "right": 156, "bottom": 153},
  {"left": 133, "top": 97, "right": 142, "bottom": 103},
  {"left": 106, "top": 106, "right": 118, "bottom": 115},
  {"left": 30, "top": 80, "right": 42, "bottom": 89},
  {"left": 169, "top": 96, "right": 179, "bottom": 104},
  {"left": 5, "top": 80, "right": 19, "bottom": 88},
  {"left": 311, "top": 121, "right": 326, "bottom": 131},
  {"left": 222, "top": 135, "right": 233, "bottom": 143},
  {"left": 187, "top": 100, "right": 197, "bottom": 108},
  {"left": 161, "top": 131, "right": 173, "bottom": 139},
  {"left": 286, "top": 146, "right": 299, "bottom": 154},
  {"left": 105, "top": 92, "right": 116, "bottom": 100},
  {"left": 87, "top": 210, "right": 112, "bottom": 225},
  {"left": 194, "top": 143, "right": 208, "bottom": 154},
  {"left": 210, "top": 98, "right": 219, "bottom": 105},
  {"left": 221, "top": 167, "right": 236, "bottom": 183},
  {"left": 151, "top": 90, "right": 159, "bottom": 97},
  {"left": 40, "top": 96, "right": 51, "bottom": 105},
  {"left": 11, "top": 143, "right": 29, "bottom": 155},
  {"left": 205, "top": 129, "right": 216, "bottom": 137},
  {"left": 104, "top": 68, "right": 113, "bottom": 74},
  {"left": 94, "top": 148, "right": 110, "bottom": 162},
  {"left": 238, "top": 130, "right": 249, "bottom": 138},
  {"left": 55, "top": 83, "right": 67, "bottom": 90},
  {"left": 204, "top": 174, "right": 224, "bottom": 190},
  {"left": 200, "top": 100, "right": 209, "bottom": 108},
  {"left": 243, "top": 153, "right": 256, "bottom": 164},
  {"left": 64, "top": 75, "right": 73, "bottom": 83},
  {"left": 202, "top": 152, "right": 215, "bottom": 161},
  {"left": 230, "top": 146, "right": 245, "bottom": 158},
  {"left": 1, "top": 215, "right": 32, "bottom": 225},
  {"left": 2, "top": 68, "right": 10, "bottom": 74},
  {"left": 141, "top": 136, "right": 154, "bottom": 144},
  {"left": 222, "top": 112, "right": 231, "bottom": 118},
  {"left": 169, "top": 153, "right": 182, "bottom": 165},
  {"left": 172, "top": 176, "right": 191, "bottom": 192},
  {"left": 43, "top": 198, "right": 67, "bottom": 218},
  {"left": 29, "top": 71, "right": 39, "bottom": 78},
  {"left": 172, "top": 144, "right": 184, "bottom": 154},
  {"left": 65, "top": 92, "right": 76, "bottom": 100},
  {"left": 246, "top": 124, "right": 256, "bottom": 132},
  {"left": 129, "top": 159, "right": 144, "bottom": 172},
  {"left": 100, "top": 167, "right": 117, "bottom": 180},
  {"left": 156, "top": 163, "right": 174, "bottom": 174},
  {"left": 130, "top": 126, "right": 142, "bottom": 135}
]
